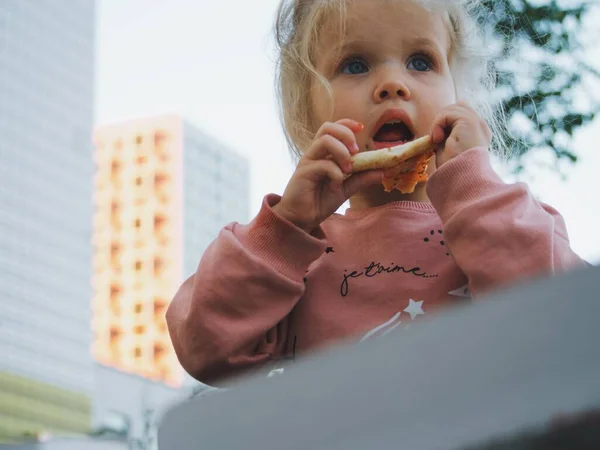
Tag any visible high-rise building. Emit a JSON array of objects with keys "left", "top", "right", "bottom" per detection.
[
  {"left": 91, "top": 115, "right": 250, "bottom": 387},
  {"left": 0, "top": 0, "right": 96, "bottom": 442}
]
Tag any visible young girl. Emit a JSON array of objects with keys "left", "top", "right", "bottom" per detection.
[{"left": 166, "top": 0, "right": 584, "bottom": 385}]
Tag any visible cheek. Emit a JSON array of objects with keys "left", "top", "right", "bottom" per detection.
[
  {"left": 310, "top": 81, "right": 341, "bottom": 130},
  {"left": 309, "top": 89, "right": 327, "bottom": 129},
  {"left": 419, "top": 79, "right": 457, "bottom": 128},
  {"left": 324, "top": 77, "right": 368, "bottom": 120},
  {"left": 330, "top": 97, "right": 348, "bottom": 121},
  {"left": 430, "top": 77, "right": 457, "bottom": 108},
  {"left": 330, "top": 89, "right": 366, "bottom": 124}
]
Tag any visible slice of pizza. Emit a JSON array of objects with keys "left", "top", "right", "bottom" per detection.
[
  {"left": 350, "top": 136, "right": 435, "bottom": 194},
  {"left": 381, "top": 150, "right": 434, "bottom": 193}
]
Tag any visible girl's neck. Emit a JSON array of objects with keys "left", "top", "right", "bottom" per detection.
[{"left": 349, "top": 184, "right": 430, "bottom": 210}]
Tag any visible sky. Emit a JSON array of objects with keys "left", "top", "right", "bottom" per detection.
[{"left": 95, "top": 0, "right": 600, "bottom": 264}]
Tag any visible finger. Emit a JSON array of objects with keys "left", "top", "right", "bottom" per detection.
[
  {"left": 306, "top": 135, "right": 354, "bottom": 173},
  {"left": 335, "top": 118, "right": 364, "bottom": 140},
  {"left": 301, "top": 159, "right": 346, "bottom": 190},
  {"left": 315, "top": 121, "right": 362, "bottom": 155},
  {"left": 430, "top": 106, "right": 464, "bottom": 145},
  {"left": 341, "top": 170, "right": 384, "bottom": 198},
  {"left": 431, "top": 123, "right": 448, "bottom": 146}
]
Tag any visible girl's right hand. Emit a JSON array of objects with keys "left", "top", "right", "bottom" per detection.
[{"left": 272, "top": 119, "right": 383, "bottom": 234}]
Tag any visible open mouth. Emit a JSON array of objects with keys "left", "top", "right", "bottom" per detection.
[{"left": 373, "top": 121, "right": 415, "bottom": 145}]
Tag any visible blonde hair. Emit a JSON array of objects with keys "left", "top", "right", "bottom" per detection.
[{"left": 274, "top": 0, "right": 509, "bottom": 161}]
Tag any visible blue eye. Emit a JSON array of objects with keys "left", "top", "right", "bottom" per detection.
[
  {"left": 407, "top": 56, "right": 432, "bottom": 72},
  {"left": 341, "top": 58, "right": 369, "bottom": 75}
]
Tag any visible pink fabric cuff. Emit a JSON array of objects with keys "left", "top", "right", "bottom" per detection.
[
  {"left": 427, "top": 148, "right": 510, "bottom": 221},
  {"left": 239, "top": 194, "right": 328, "bottom": 280}
]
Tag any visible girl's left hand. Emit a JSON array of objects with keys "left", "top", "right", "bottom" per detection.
[{"left": 430, "top": 102, "right": 492, "bottom": 167}]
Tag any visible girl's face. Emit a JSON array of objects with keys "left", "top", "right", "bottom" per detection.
[{"left": 311, "top": 0, "right": 457, "bottom": 159}]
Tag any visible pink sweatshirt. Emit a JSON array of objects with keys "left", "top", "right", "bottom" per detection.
[{"left": 166, "top": 148, "right": 584, "bottom": 385}]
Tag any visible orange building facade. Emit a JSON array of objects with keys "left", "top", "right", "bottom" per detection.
[
  {"left": 92, "top": 116, "right": 185, "bottom": 386},
  {"left": 92, "top": 115, "right": 249, "bottom": 387}
]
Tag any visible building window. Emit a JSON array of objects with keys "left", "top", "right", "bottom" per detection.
[
  {"left": 134, "top": 347, "right": 142, "bottom": 358},
  {"left": 154, "top": 298, "right": 167, "bottom": 317},
  {"left": 135, "top": 261, "right": 143, "bottom": 271},
  {"left": 154, "top": 214, "right": 166, "bottom": 232},
  {"left": 134, "top": 325, "right": 146, "bottom": 335},
  {"left": 110, "top": 242, "right": 121, "bottom": 259},
  {"left": 153, "top": 343, "right": 165, "bottom": 360},
  {"left": 134, "top": 304, "right": 143, "bottom": 314},
  {"left": 111, "top": 161, "right": 121, "bottom": 186},
  {"left": 110, "top": 327, "right": 121, "bottom": 340},
  {"left": 154, "top": 131, "right": 166, "bottom": 146},
  {"left": 110, "top": 284, "right": 121, "bottom": 298},
  {"left": 154, "top": 172, "right": 167, "bottom": 187},
  {"left": 153, "top": 257, "right": 164, "bottom": 277},
  {"left": 135, "top": 177, "right": 143, "bottom": 186},
  {"left": 154, "top": 173, "right": 169, "bottom": 203},
  {"left": 154, "top": 299, "right": 168, "bottom": 332},
  {"left": 154, "top": 131, "right": 168, "bottom": 162},
  {"left": 135, "top": 218, "right": 141, "bottom": 228},
  {"left": 109, "top": 327, "right": 122, "bottom": 357}
]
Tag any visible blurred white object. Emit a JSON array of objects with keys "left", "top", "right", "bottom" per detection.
[{"left": 158, "top": 265, "right": 600, "bottom": 450}]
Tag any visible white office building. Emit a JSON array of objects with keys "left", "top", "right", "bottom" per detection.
[
  {"left": 0, "top": 2, "right": 249, "bottom": 442},
  {"left": 0, "top": 0, "right": 97, "bottom": 442}
]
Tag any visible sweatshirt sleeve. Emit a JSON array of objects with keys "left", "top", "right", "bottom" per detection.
[
  {"left": 166, "top": 194, "right": 327, "bottom": 385},
  {"left": 427, "top": 148, "right": 585, "bottom": 297}
]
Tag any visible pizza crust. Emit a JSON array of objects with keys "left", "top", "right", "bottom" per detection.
[
  {"left": 350, "top": 136, "right": 434, "bottom": 172},
  {"left": 350, "top": 136, "right": 436, "bottom": 194}
]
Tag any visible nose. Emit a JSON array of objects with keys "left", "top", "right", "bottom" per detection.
[{"left": 374, "top": 71, "right": 411, "bottom": 103}]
